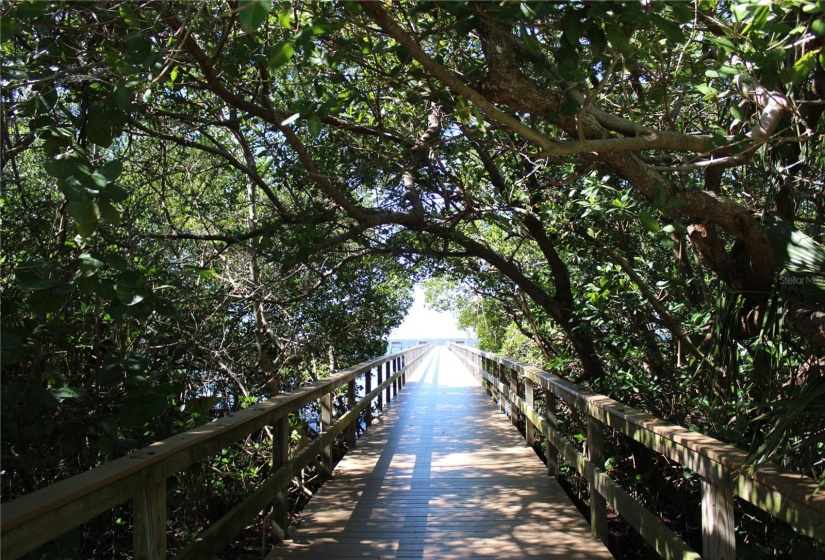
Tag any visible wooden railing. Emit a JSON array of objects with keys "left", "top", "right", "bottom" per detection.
[
  {"left": 0, "top": 343, "right": 437, "bottom": 560},
  {"left": 448, "top": 343, "right": 825, "bottom": 560}
]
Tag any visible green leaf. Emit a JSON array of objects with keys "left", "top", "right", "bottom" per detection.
[
  {"left": 814, "top": 19, "right": 825, "bottom": 38},
  {"left": 696, "top": 84, "right": 718, "bottom": 99},
  {"left": 27, "top": 291, "right": 67, "bottom": 314},
  {"left": 307, "top": 114, "right": 322, "bottom": 137},
  {"left": 605, "top": 25, "right": 632, "bottom": 56},
  {"left": 60, "top": 176, "right": 95, "bottom": 201},
  {"left": 79, "top": 252, "right": 104, "bottom": 270},
  {"left": 184, "top": 396, "right": 222, "bottom": 416},
  {"left": 792, "top": 51, "right": 818, "bottom": 86},
  {"left": 268, "top": 40, "right": 295, "bottom": 69},
  {"left": 639, "top": 208, "right": 661, "bottom": 233},
  {"left": 237, "top": 0, "right": 272, "bottom": 34},
  {"left": 561, "top": 12, "right": 582, "bottom": 46},
  {"left": 68, "top": 199, "right": 101, "bottom": 238},
  {"left": 98, "top": 199, "right": 122, "bottom": 225},
  {"left": 0, "top": 16, "right": 22, "bottom": 43},
  {"left": 45, "top": 152, "right": 92, "bottom": 181},
  {"left": 764, "top": 214, "right": 825, "bottom": 276},
  {"left": 86, "top": 104, "right": 126, "bottom": 148},
  {"left": 0, "top": 332, "right": 23, "bottom": 365},
  {"left": 98, "top": 160, "right": 123, "bottom": 183},
  {"left": 649, "top": 13, "right": 685, "bottom": 43},
  {"left": 101, "top": 184, "right": 129, "bottom": 203}
]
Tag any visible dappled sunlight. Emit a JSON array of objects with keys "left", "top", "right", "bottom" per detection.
[{"left": 269, "top": 347, "right": 613, "bottom": 559}]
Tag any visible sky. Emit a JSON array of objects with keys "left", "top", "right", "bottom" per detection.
[{"left": 389, "top": 285, "right": 474, "bottom": 339}]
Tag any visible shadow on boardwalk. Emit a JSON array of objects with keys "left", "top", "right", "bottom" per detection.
[{"left": 267, "top": 347, "right": 614, "bottom": 559}]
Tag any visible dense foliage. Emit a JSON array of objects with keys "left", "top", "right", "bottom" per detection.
[{"left": 2, "top": 0, "right": 824, "bottom": 557}]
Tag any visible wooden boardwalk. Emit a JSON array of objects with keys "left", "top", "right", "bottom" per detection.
[{"left": 267, "top": 347, "right": 614, "bottom": 559}]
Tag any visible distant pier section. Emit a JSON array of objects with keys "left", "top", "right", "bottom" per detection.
[{"left": 386, "top": 337, "right": 478, "bottom": 354}]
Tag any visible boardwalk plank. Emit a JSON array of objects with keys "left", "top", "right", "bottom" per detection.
[{"left": 267, "top": 347, "right": 614, "bottom": 559}]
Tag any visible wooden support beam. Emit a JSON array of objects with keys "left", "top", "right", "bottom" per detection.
[
  {"left": 271, "top": 416, "right": 289, "bottom": 543},
  {"left": 524, "top": 378, "right": 536, "bottom": 451},
  {"left": 392, "top": 358, "right": 399, "bottom": 397},
  {"left": 134, "top": 481, "right": 166, "bottom": 560},
  {"left": 377, "top": 364, "right": 384, "bottom": 412},
  {"left": 509, "top": 366, "right": 520, "bottom": 428},
  {"left": 545, "top": 389, "right": 559, "bottom": 477},
  {"left": 587, "top": 415, "right": 608, "bottom": 544},
  {"left": 365, "top": 367, "right": 373, "bottom": 426},
  {"left": 346, "top": 379, "right": 357, "bottom": 447},
  {"left": 319, "top": 393, "right": 333, "bottom": 480},
  {"left": 702, "top": 479, "right": 736, "bottom": 560},
  {"left": 386, "top": 361, "right": 392, "bottom": 403}
]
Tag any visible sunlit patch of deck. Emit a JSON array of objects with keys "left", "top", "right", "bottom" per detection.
[{"left": 267, "top": 347, "right": 613, "bottom": 559}]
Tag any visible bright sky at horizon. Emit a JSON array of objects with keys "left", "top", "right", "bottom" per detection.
[{"left": 389, "top": 285, "right": 474, "bottom": 339}]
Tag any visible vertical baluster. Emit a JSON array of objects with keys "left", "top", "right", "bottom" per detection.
[
  {"left": 497, "top": 362, "right": 506, "bottom": 413},
  {"left": 524, "top": 377, "right": 536, "bottom": 451},
  {"left": 377, "top": 363, "right": 384, "bottom": 412},
  {"left": 587, "top": 415, "right": 608, "bottom": 544},
  {"left": 134, "top": 480, "right": 166, "bottom": 560},
  {"left": 483, "top": 357, "right": 492, "bottom": 397},
  {"left": 545, "top": 387, "right": 559, "bottom": 477},
  {"left": 346, "top": 378, "right": 357, "bottom": 447},
  {"left": 385, "top": 361, "right": 392, "bottom": 404},
  {"left": 509, "top": 365, "right": 520, "bottom": 428},
  {"left": 272, "top": 415, "right": 289, "bottom": 542},
  {"left": 319, "top": 391, "right": 333, "bottom": 479},
  {"left": 393, "top": 358, "right": 399, "bottom": 397},
  {"left": 365, "top": 367, "right": 373, "bottom": 427},
  {"left": 702, "top": 479, "right": 736, "bottom": 560}
]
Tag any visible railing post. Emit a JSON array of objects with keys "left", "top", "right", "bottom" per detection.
[
  {"left": 482, "top": 357, "right": 492, "bottom": 397},
  {"left": 545, "top": 388, "right": 559, "bottom": 477},
  {"left": 134, "top": 480, "right": 166, "bottom": 560},
  {"left": 702, "top": 479, "right": 736, "bottom": 560},
  {"left": 346, "top": 378, "right": 357, "bottom": 447},
  {"left": 401, "top": 355, "right": 406, "bottom": 385},
  {"left": 365, "top": 367, "right": 373, "bottom": 426},
  {"left": 497, "top": 361, "right": 506, "bottom": 413},
  {"left": 392, "top": 358, "right": 399, "bottom": 397},
  {"left": 319, "top": 392, "right": 333, "bottom": 479},
  {"left": 509, "top": 365, "right": 520, "bottom": 428},
  {"left": 524, "top": 377, "right": 536, "bottom": 450},
  {"left": 587, "top": 415, "right": 608, "bottom": 544},
  {"left": 377, "top": 363, "right": 384, "bottom": 412},
  {"left": 385, "top": 361, "right": 392, "bottom": 404},
  {"left": 271, "top": 415, "right": 289, "bottom": 542}
]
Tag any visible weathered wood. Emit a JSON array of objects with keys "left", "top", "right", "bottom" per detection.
[
  {"left": 319, "top": 392, "right": 333, "bottom": 480},
  {"left": 509, "top": 366, "right": 520, "bottom": 427},
  {"left": 511, "top": 385, "right": 702, "bottom": 560},
  {"left": 386, "top": 361, "right": 392, "bottom": 403},
  {"left": 365, "top": 367, "right": 373, "bottom": 426},
  {"left": 1, "top": 344, "right": 437, "bottom": 560},
  {"left": 587, "top": 415, "right": 608, "bottom": 544},
  {"left": 269, "top": 347, "right": 613, "bottom": 560},
  {"left": 702, "top": 479, "right": 735, "bottom": 560},
  {"left": 134, "top": 481, "right": 166, "bottom": 560},
  {"left": 377, "top": 364, "right": 384, "bottom": 411},
  {"left": 175, "top": 356, "right": 423, "bottom": 560},
  {"left": 272, "top": 416, "right": 290, "bottom": 543},
  {"left": 524, "top": 378, "right": 536, "bottom": 450},
  {"left": 346, "top": 379, "right": 357, "bottom": 447},
  {"left": 545, "top": 387, "right": 560, "bottom": 477},
  {"left": 448, "top": 344, "right": 825, "bottom": 545}
]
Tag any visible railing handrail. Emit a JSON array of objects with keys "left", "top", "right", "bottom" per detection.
[
  {"left": 1, "top": 343, "right": 438, "bottom": 559},
  {"left": 448, "top": 343, "right": 825, "bottom": 560}
]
